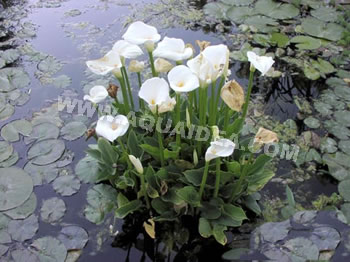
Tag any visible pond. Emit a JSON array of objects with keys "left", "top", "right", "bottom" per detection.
[{"left": 0, "top": 0, "right": 350, "bottom": 261}]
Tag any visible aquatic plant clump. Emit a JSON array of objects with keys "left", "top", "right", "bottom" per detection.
[{"left": 81, "top": 21, "right": 279, "bottom": 247}]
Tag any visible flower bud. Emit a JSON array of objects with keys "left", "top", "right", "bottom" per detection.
[
  {"left": 129, "top": 60, "right": 145, "bottom": 73},
  {"left": 154, "top": 58, "right": 173, "bottom": 73},
  {"left": 128, "top": 155, "right": 144, "bottom": 175},
  {"left": 108, "top": 84, "right": 119, "bottom": 99},
  {"left": 220, "top": 80, "right": 245, "bottom": 112},
  {"left": 113, "top": 68, "right": 122, "bottom": 79},
  {"left": 185, "top": 43, "right": 195, "bottom": 58},
  {"left": 211, "top": 126, "right": 220, "bottom": 141},
  {"left": 193, "top": 149, "right": 198, "bottom": 166},
  {"left": 196, "top": 40, "right": 210, "bottom": 52},
  {"left": 145, "top": 40, "right": 155, "bottom": 52},
  {"left": 186, "top": 107, "right": 191, "bottom": 129}
]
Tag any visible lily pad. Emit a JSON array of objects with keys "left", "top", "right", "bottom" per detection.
[
  {"left": 339, "top": 179, "right": 350, "bottom": 201},
  {"left": 310, "top": 226, "right": 340, "bottom": 251},
  {"left": 226, "top": 6, "right": 255, "bottom": 23},
  {"left": 255, "top": 0, "right": 299, "bottom": 19},
  {"left": 0, "top": 67, "right": 30, "bottom": 92},
  {"left": 11, "top": 248, "right": 40, "bottom": 262},
  {"left": 0, "top": 104, "right": 15, "bottom": 121},
  {"left": 304, "top": 116, "right": 320, "bottom": 129},
  {"left": 52, "top": 75, "right": 72, "bottom": 88},
  {"left": 320, "top": 137, "right": 337, "bottom": 154},
  {"left": 24, "top": 161, "right": 59, "bottom": 186},
  {"left": 290, "top": 36, "right": 321, "bottom": 50},
  {"left": 4, "top": 192, "right": 37, "bottom": 219},
  {"left": 27, "top": 139, "right": 65, "bottom": 165},
  {"left": 37, "top": 56, "right": 62, "bottom": 75},
  {"left": 334, "top": 111, "right": 350, "bottom": 127},
  {"left": 221, "top": 0, "right": 254, "bottom": 5},
  {"left": 40, "top": 197, "right": 66, "bottom": 224},
  {"left": 52, "top": 175, "right": 81, "bottom": 196},
  {"left": 31, "top": 103, "right": 63, "bottom": 127},
  {"left": 339, "top": 140, "right": 350, "bottom": 155},
  {"left": 311, "top": 6, "right": 339, "bottom": 22},
  {"left": 1, "top": 49, "right": 20, "bottom": 64},
  {"left": 301, "top": 17, "right": 344, "bottom": 41},
  {"left": 0, "top": 244, "right": 9, "bottom": 256},
  {"left": 0, "top": 141, "right": 13, "bottom": 163},
  {"left": 58, "top": 226, "right": 88, "bottom": 250},
  {"left": 283, "top": 237, "right": 319, "bottom": 260},
  {"left": 259, "top": 220, "right": 290, "bottom": 242},
  {"left": 0, "top": 167, "right": 33, "bottom": 211},
  {"left": 31, "top": 236, "right": 67, "bottom": 262},
  {"left": 75, "top": 155, "right": 99, "bottom": 183},
  {"left": 60, "top": 121, "right": 87, "bottom": 141},
  {"left": 1, "top": 119, "right": 32, "bottom": 142},
  {"left": 24, "top": 122, "right": 60, "bottom": 144},
  {"left": 203, "top": 2, "right": 230, "bottom": 20},
  {"left": 8, "top": 214, "right": 39, "bottom": 242}
]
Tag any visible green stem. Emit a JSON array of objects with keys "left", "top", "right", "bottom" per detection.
[
  {"left": 121, "top": 66, "right": 134, "bottom": 110},
  {"left": 175, "top": 93, "right": 181, "bottom": 148},
  {"left": 148, "top": 51, "right": 158, "bottom": 77},
  {"left": 213, "top": 75, "right": 226, "bottom": 124},
  {"left": 202, "top": 86, "right": 208, "bottom": 126},
  {"left": 116, "top": 75, "right": 130, "bottom": 114},
  {"left": 214, "top": 158, "right": 221, "bottom": 198},
  {"left": 140, "top": 170, "right": 150, "bottom": 209},
  {"left": 188, "top": 91, "right": 194, "bottom": 123},
  {"left": 199, "top": 161, "right": 210, "bottom": 200},
  {"left": 118, "top": 137, "right": 131, "bottom": 169},
  {"left": 137, "top": 72, "right": 145, "bottom": 111},
  {"left": 229, "top": 154, "right": 253, "bottom": 203},
  {"left": 156, "top": 107, "right": 165, "bottom": 167},
  {"left": 241, "top": 70, "right": 255, "bottom": 122},
  {"left": 223, "top": 105, "right": 230, "bottom": 133},
  {"left": 209, "top": 81, "right": 216, "bottom": 125}
]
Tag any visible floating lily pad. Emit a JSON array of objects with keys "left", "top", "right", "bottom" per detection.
[
  {"left": 310, "top": 226, "right": 340, "bottom": 251},
  {"left": 0, "top": 103, "right": 15, "bottom": 121},
  {"left": 255, "top": 0, "right": 299, "bottom": 19},
  {"left": 60, "top": 121, "right": 87, "bottom": 141},
  {"left": 283, "top": 237, "right": 319, "bottom": 260},
  {"left": 323, "top": 154, "right": 350, "bottom": 181},
  {"left": 11, "top": 248, "right": 40, "bottom": 262},
  {"left": 1, "top": 119, "right": 32, "bottom": 142},
  {"left": 301, "top": 17, "right": 344, "bottom": 41},
  {"left": 259, "top": 220, "right": 290, "bottom": 242},
  {"left": 293, "top": 211, "right": 317, "bottom": 224},
  {"left": 40, "top": 197, "right": 66, "bottom": 224},
  {"left": 320, "top": 137, "right": 337, "bottom": 154},
  {"left": 31, "top": 237, "right": 67, "bottom": 262},
  {"left": 27, "top": 139, "right": 65, "bottom": 165},
  {"left": 58, "top": 226, "right": 89, "bottom": 250},
  {"left": 0, "top": 167, "right": 33, "bottom": 211},
  {"left": 52, "top": 75, "right": 72, "bottom": 88},
  {"left": 244, "top": 16, "right": 278, "bottom": 33},
  {"left": 304, "top": 116, "right": 320, "bottom": 129},
  {"left": 1, "top": 49, "right": 20, "bottom": 64},
  {"left": 0, "top": 141, "right": 13, "bottom": 163},
  {"left": 4, "top": 192, "right": 37, "bottom": 219},
  {"left": 221, "top": 0, "right": 254, "bottom": 5},
  {"left": 37, "top": 56, "right": 62, "bottom": 75},
  {"left": 52, "top": 175, "right": 81, "bottom": 196},
  {"left": 31, "top": 103, "right": 63, "bottom": 127},
  {"left": 339, "top": 179, "right": 350, "bottom": 201},
  {"left": 226, "top": 6, "right": 255, "bottom": 23},
  {"left": 24, "top": 161, "right": 59, "bottom": 186},
  {"left": 290, "top": 36, "right": 321, "bottom": 50},
  {"left": 24, "top": 122, "right": 60, "bottom": 144},
  {"left": 0, "top": 67, "right": 30, "bottom": 92},
  {"left": 65, "top": 250, "right": 82, "bottom": 262},
  {"left": 8, "top": 214, "right": 39, "bottom": 242},
  {"left": 75, "top": 155, "right": 99, "bottom": 183},
  {"left": 311, "top": 6, "right": 339, "bottom": 22},
  {"left": 335, "top": 111, "right": 350, "bottom": 127},
  {"left": 339, "top": 141, "right": 350, "bottom": 155},
  {"left": 0, "top": 244, "right": 9, "bottom": 256}
]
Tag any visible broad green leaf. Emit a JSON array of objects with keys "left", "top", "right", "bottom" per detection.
[
  {"left": 58, "top": 226, "right": 89, "bottom": 250},
  {"left": 8, "top": 214, "right": 38, "bottom": 242},
  {"left": 52, "top": 175, "right": 81, "bottom": 196},
  {"left": 40, "top": 197, "right": 66, "bottom": 224},
  {"left": 1, "top": 119, "right": 32, "bottom": 142},
  {"left": 301, "top": 17, "right": 344, "bottom": 41},
  {"left": 285, "top": 185, "right": 295, "bottom": 207},
  {"left": 199, "top": 218, "right": 212, "bottom": 238},
  {"left": 127, "top": 129, "right": 141, "bottom": 158},
  {"left": 4, "top": 192, "right": 37, "bottom": 219},
  {"left": 75, "top": 155, "right": 99, "bottom": 183},
  {"left": 31, "top": 236, "right": 67, "bottom": 262},
  {"left": 98, "top": 138, "right": 117, "bottom": 166},
  {"left": 213, "top": 224, "right": 227, "bottom": 245},
  {"left": 27, "top": 139, "right": 65, "bottom": 165},
  {"left": 248, "top": 154, "right": 272, "bottom": 175},
  {"left": 290, "top": 36, "right": 321, "bottom": 50},
  {"left": 115, "top": 199, "right": 142, "bottom": 219},
  {"left": 311, "top": 6, "right": 339, "bottom": 22},
  {"left": 176, "top": 186, "right": 200, "bottom": 207},
  {"left": 255, "top": 0, "right": 299, "bottom": 19},
  {"left": 60, "top": 121, "right": 87, "bottom": 141},
  {"left": 270, "top": 32, "right": 289, "bottom": 48}
]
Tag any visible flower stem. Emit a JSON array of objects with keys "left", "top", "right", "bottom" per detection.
[
  {"left": 241, "top": 70, "right": 255, "bottom": 123},
  {"left": 214, "top": 158, "right": 221, "bottom": 198},
  {"left": 199, "top": 161, "right": 210, "bottom": 200},
  {"left": 137, "top": 72, "right": 145, "bottom": 111},
  {"left": 188, "top": 91, "right": 194, "bottom": 123},
  {"left": 140, "top": 169, "right": 150, "bottom": 209},
  {"left": 156, "top": 106, "right": 165, "bottom": 167},
  {"left": 175, "top": 93, "right": 181, "bottom": 148},
  {"left": 213, "top": 75, "right": 226, "bottom": 124},
  {"left": 223, "top": 105, "right": 230, "bottom": 132},
  {"left": 208, "top": 81, "right": 216, "bottom": 125},
  {"left": 148, "top": 51, "right": 158, "bottom": 77},
  {"left": 116, "top": 75, "right": 130, "bottom": 114},
  {"left": 118, "top": 137, "right": 131, "bottom": 169},
  {"left": 121, "top": 66, "right": 134, "bottom": 110}
]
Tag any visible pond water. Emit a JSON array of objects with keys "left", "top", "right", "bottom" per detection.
[{"left": 0, "top": 0, "right": 349, "bottom": 261}]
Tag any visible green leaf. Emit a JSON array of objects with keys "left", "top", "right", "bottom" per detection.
[
  {"left": 199, "top": 201, "right": 222, "bottom": 219},
  {"left": 117, "top": 192, "right": 129, "bottom": 208},
  {"left": 58, "top": 226, "right": 89, "bottom": 250},
  {"left": 140, "top": 144, "right": 160, "bottom": 160},
  {"left": 226, "top": 6, "right": 255, "bottom": 23},
  {"left": 311, "top": 6, "right": 339, "bottom": 22},
  {"left": 52, "top": 175, "right": 81, "bottom": 196},
  {"left": 290, "top": 36, "right": 321, "bottom": 50},
  {"left": 222, "top": 248, "right": 250, "bottom": 260},
  {"left": 301, "top": 17, "right": 344, "bottom": 41},
  {"left": 40, "top": 197, "right": 66, "bottom": 224},
  {"left": 183, "top": 167, "right": 205, "bottom": 186},
  {"left": 213, "top": 224, "right": 227, "bottom": 245},
  {"left": 115, "top": 199, "right": 142, "bottom": 219},
  {"left": 286, "top": 185, "right": 295, "bottom": 207},
  {"left": 60, "top": 121, "right": 87, "bottom": 141},
  {"left": 255, "top": 0, "right": 299, "bottom": 19},
  {"left": 303, "top": 62, "right": 320, "bottom": 80},
  {"left": 1, "top": 119, "right": 32, "bottom": 142},
  {"left": 164, "top": 147, "right": 180, "bottom": 160},
  {"left": 27, "top": 139, "right": 65, "bottom": 165},
  {"left": 270, "top": 32, "right": 289, "bottom": 48},
  {"left": 199, "top": 218, "right": 212, "bottom": 238},
  {"left": 246, "top": 169, "right": 275, "bottom": 193},
  {"left": 223, "top": 204, "right": 247, "bottom": 222},
  {"left": 151, "top": 198, "right": 172, "bottom": 214},
  {"left": 176, "top": 186, "right": 200, "bottom": 207},
  {"left": 225, "top": 160, "right": 241, "bottom": 175},
  {"left": 8, "top": 214, "right": 38, "bottom": 242},
  {"left": 243, "top": 194, "right": 261, "bottom": 214},
  {"left": 31, "top": 236, "right": 67, "bottom": 262},
  {"left": 248, "top": 154, "right": 272, "bottom": 175},
  {"left": 127, "top": 130, "right": 142, "bottom": 158},
  {"left": 339, "top": 179, "right": 350, "bottom": 202},
  {"left": 75, "top": 155, "right": 99, "bottom": 183},
  {"left": 98, "top": 138, "right": 117, "bottom": 166}
]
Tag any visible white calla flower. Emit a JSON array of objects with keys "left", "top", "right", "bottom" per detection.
[
  {"left": 112, "top": 40, "right": 143, "bottom": 59},
  {"left": 247, "top": 51, "right": 275, "bottom": 76},
  {"left": 86, "top": 50, "right": 122, "bottom": 75},
  {"left": 168, "top": 65, "right": 199, "bottom": 93},
  {"left": 122, "top": 21, "right": 161, "bottom": 45},
  {"left": 150, "top": 96, "right": 176, "bottom": 114},
  {"left": 129, "top": 60, "right": 145, "bottom": 73},
  {"left": 187, "top": 53, "right": 217, "bottom": 86},
  {"left": 96, "top": 115, "right": 129, "bottom": 142},
  {"left": 153, "top": 37, "right": 193, "bottom": 61},
  {"left": 202, "top": 44, "right": 229, "bottom": 76},
  {"left": 205, "top": 138, "right": 235, "bottom": 162},
  {"left": 129, "top": 155, "right": 144, "bottom": 174},
  {"left": 138, "top": 77, "right": 170, "bottom": 110},
  {"left": 83, "top": 85, "right": 109, "bottom": 104},
  {"left": 154, "top": 58, "right": 174, "bottom": 73}
]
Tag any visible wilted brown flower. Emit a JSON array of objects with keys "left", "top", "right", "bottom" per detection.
[
  {"left": 253, "top": 127, "right": 279, "bottom": 148},
  {"left": 108, "top": 84, "right": 119, "bottom": 99},
  {"left": 196, "top": 40, "right": 210, "bottom": 52},
  {"left": 86, "top": 128, "right": 96, "bottom": 140},
  {"left": 220, "top": 80, "right": 245, "bottom": 112}
]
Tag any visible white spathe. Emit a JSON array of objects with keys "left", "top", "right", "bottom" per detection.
[
  {"left": 187, "top": 53, "right": 216, "bottom": 86},
  {"left": 202, "top": 44, "right": 229, "bottom": 76},
  {"left": 168, "top": 65, "right": 199, "bottom": 93},
  {"left": 129, "top": 60, "right": 145, "bottom": 73},
  {"left": 122, "top": 21, "right": 161, "bottom": 45},
  {"left": 152, "top": 96, "right": 176, "bottom": 114},
  {"left": 247, "top": 51, "right": 275, "bottom": 76},
  {"left": 153, "top": 37, "right": 193, "bottom": 61},
  {"left": 86, "top": 50, "right": 122, "bottom": 75},
  {"left": 129, "top": 155, "right": 143, "bottom": 174},
  {"left": 83, "top": 85, "right": 108, "bottom": 104},
  {"left": 154, "top": 58, "right": 173, "bottom": 73},
  {"left": 96, "top": 115, "right": 129, "bottom": 142},
  {"left": 139, "top": 77, "right": 170, "bottom": 108},
  {"left": 205, "top": 138, "right": 235, "bottom": 162},
  {"left": 112, "top": 40, "right": 143, "bottom": 59}
]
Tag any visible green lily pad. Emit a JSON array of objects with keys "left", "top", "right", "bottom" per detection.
[
  {"left": 8, "top": 214, "right": 39, "bottom": 242},
  {"left": 40, "top": 197, "right": 66, "bottom": 224},
  {"left": 52, "top": 175, "right": 81, "bottom": 196},
  {"left": 11, "top": 248, "right": 40, "bottom": 262},
  {"left": 339, "top": 140, "right": 350, "bottom": 155},
  {"left": 37, "top": 56, "right": 62, "bottom": 75},
  {"left": 324, "top": 120, "right": 350, "bottom": 140},
  {"left": 310, "top": 226, "right": 340, "bottom": 251},
  {"left": 323, "top": 154, "right": 350, "bottom": 181},
  {"left": 0, "top": 67, "right": 30, "bottom": 92},
  {"left": 255, "top": 0, "right": 299, "bottom": 19},
  {"left": 270, "top": 32, "right": 289, "bottom": 48},
  {"left": 52, "top": 75, "right": 72, "bottom": 88},
  {"left": 0, "top": 150, "right": 18, "bottom": 168},
  {"left": 1, "top": 119, "right": 32, "bottom": 142},
  {"left": 311, "top": 6, "right": 339, "bottom": 22},
  {"left": 311, "top": 58, "right": 335, "bottom": 75},
  {"left": 259, "top": 220, "right": 290, "bottom": 242},
  {"left": 24, "top": 122, "right": 60, "bottom": 144},
  {"left": 226, "top": 6, "right": 255, "bottom": 23},
  {"left": 75, "top": 155, "right": 99, "bottom": 183},
  {"left": 301, "top": 17, "right": 344, "bottom": 41},
  {"left": 4, "top": 193, "right": 37, "bottom": 219},
  {"left": 0, "top": 244, "right": 9, "bottom": 256},
  {"left": 244, "top": 16, "right": 278, "bottom": 33},
  {"left": 283, "top": 237, "right": 319, "bottom": 260},
  {"left": 320, "top": 137, "right": 337, "bottom": 154},
  {"left": 1, "top": 49, "right": 20, "bottom": 64},
  {"left": 339, "top": 179, "right": 350, "bottom": 201},
  {"left": 58, "top": 226, "right": 88, "bottom": 250},
  {"left": 221, "top": 0, "right": 254, "bottom": 5},
  {"left": 0, "top": 141, "right": 13, "bottom": 163},
  {"left": 0, "top": 167, "right": 33, "bottom": 211},
  {"left": 24, "top": 161, "right": 59, "bottom": 186},
  {"left": 203, "top": 2, "right": 230, "bottom": 20},
  {"left": 290, "top": 36, "right": 321, "bottom": 50},
  {"left": 31, "top": 237, "right": 67, "bottom": 262},
  {"left": 60, "top": 121, "right": 87, "bottom": 141},
  {"left": 0, "top": 104, "right": 15, "bottom": 121},
  {"left": 304, "top": 116, "right": 320, "bottom": 129},
  {"left": 27, "top": 139, "right": 65, "bottom": 165},
  {"left": 31, "top": 103, "right": 63, "bottom": 127},
  {"left": 335, "top": 111, "right": 350, "bottom": 127}
]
